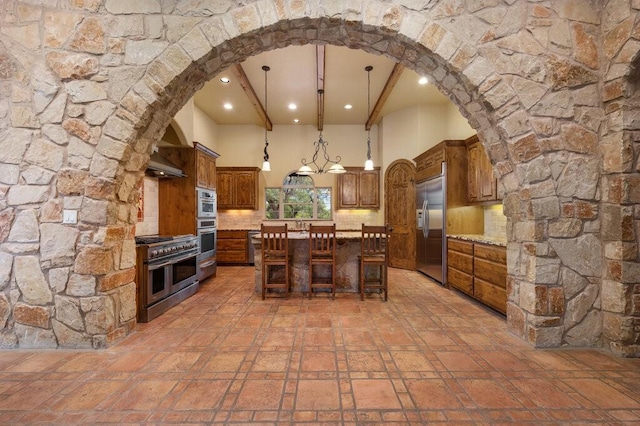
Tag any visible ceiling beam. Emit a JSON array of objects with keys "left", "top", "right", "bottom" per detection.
[
  {"left": 366, "top": 62, "right": 405, "bottom": 130},
  {"left": 316, "top": 45, "right": 325, "bottom": 131},
  {"left": 232, "top": 63, "right": 272, "bottom": 131}
]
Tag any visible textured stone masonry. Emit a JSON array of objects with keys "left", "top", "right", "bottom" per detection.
[{"left": 0, "top": 0, "right": 638, "bottom": 356}]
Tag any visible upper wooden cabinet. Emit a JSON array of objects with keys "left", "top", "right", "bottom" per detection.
[
  {"left": 217, "top": 167, "right": 260, "bottom": 210},
  {"left": 195, "top": 146, "right": 217, "bottom": 190},
  {"left": 337, "top": 167, "right": 380, "bottom": 209},
  {"left": 157, "top": 143, "right": 219, "bottom": 236},
  {"left": 466, "top": 135, "right": 499, "bottom": 203}
]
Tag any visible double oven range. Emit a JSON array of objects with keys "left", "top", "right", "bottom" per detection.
[{"left": 135, "top": 234, "right": 200, "bottom": 322}]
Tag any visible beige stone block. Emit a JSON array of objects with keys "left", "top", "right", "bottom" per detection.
[
  {"left": 0, "top": 253, "right": 13, "bottom": 289},
  {"left": 6, "top": 185, "right": 49, "bottom": 205},
  {"left": 11, "top": 105, "right": 39, "bottom": 129},
  {"left": 104, "top": 0, "right": 161, "bottom": 14},
  {"left": 118, "top": 282, "right": 137, "bottom": 323},
  {"left": 44, "top": 11, "right": 81, "bottom": 48},
  {"left": 2, "top": 22, "right": 40, "bottom": 50},
  {"left": 124, "top": 40, "right": 168, "bottom": 65},
  {"left": 15, "top": 256, "right": 53, "bottom": 305},
  {"left": 40, "top": 223, "right": 79, "bottom": 262},
  {"left": 8, "top": 209, "right": 39, "bottom": 243},
  {"left": 24, "top": 138, "right": 64, "bottom": 172},
  {"left": 15, "top": 323, "right": 57, "bottom": 349},
  {"left": 82, "top": 295, "right": 116, "bottom": 334},
  {"left": 74, "top": 246, "right": 112, "bottom": 275},
  {"left": 65, "top": 80, "right": 107, "bottom": 103},
  {"left": 89, "top": 154, "right": 120, "bottom": 179},
  {"left": 52, "top": 319, "right": 92, "bottom": 348}
]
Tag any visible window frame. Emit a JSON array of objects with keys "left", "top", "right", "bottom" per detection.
[{"left": 264, "top": 173, "right": 332, "bottom": 220}]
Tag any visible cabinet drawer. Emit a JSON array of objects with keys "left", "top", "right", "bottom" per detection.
[
  {"left": 474, "top": 257, "right": 506, "bottom": 289},
  {"left": 448, "top": 238, "right": 473, "bottom": 255},
  {"left": 218, "top": 239, "right": 246, "bottom": 251},
  {"left": 474, "top": 244, "right": 506, "bottom": 264},
  {"left": 473, "top": 277, "right": 507, "bottom": 314},
  {"left": 217, "top": 251, "right": 247, "bottom": 263},
  {"left": 218, "top": 230, "right": 247, "bottom": 239},
  {"left": 448, "top": 250, "right": 473, "bottom": 274},
  {"left": 447, "top": 267, "right": 473, "bottom": 296}
]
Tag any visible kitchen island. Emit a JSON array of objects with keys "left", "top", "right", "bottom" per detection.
[{"left": 250, "top": 231, "right": 371, "bottom": 295}]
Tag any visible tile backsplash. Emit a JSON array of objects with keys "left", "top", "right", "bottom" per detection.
[
  {"left": 135, "top": 177, "right": 159, "bottom": 236},
  {"left": 483, "top": 204, "right": 506, "bottom": 239}
]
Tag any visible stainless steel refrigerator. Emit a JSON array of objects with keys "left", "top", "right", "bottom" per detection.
[{"left": 416, "top": 164, "right": 446, "bottom": 284}]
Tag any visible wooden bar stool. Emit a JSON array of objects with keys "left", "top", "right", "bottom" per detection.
[
  {"left": 360, "top": 223, "right": 389, "bottom": 301},
  {"left": 308, "top": 224, "right": 336, "bottom": 299},
  {"left": 261, "top": 224, "right": 290, "bottom": 300}
]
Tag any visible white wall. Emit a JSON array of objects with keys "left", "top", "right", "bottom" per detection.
[
  {"left": 194, "top": 105, "right": 219, "bottom": 151},
  {"left": 172, "top": 98, "right": 195, "bottom": 146}
]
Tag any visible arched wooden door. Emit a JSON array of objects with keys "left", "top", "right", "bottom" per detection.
[{"left": 385, "top": 160, "right": 416, "bottom": 270}]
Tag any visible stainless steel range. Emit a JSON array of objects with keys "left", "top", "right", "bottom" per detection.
[{"left": 135, "top": 234, "right": 200, "bottom": 322}]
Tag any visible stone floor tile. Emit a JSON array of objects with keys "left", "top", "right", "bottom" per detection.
[
  {"left": 295, "top": 379, "right": 340, "bottom": 410},
  {"left": 234, "top": 379, "right": 284, "bottom": 410},
  {"left": 351, "top": 379, "right": 402, "bottom": 409}
]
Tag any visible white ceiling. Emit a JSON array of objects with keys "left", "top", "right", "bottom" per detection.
[{"left": 194, "top": 45, "right": 451, "bottom": 128}]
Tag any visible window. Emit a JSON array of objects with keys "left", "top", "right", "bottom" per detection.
[{"left": 265, "top": 173, "right": 332, "bottom": 220}]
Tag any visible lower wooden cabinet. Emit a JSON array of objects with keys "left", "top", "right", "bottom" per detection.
[
  {"left": 447, "top": 237, "right": 507, "bottom": 314},
  {"left": 217, "top": 230, "right": 249, "bottom": 264}
]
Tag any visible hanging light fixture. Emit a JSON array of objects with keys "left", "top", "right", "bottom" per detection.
[
  {"left": 298, "top": 89, "right": 345, "bottom": 174},
  {"left": 261, "top": 65, "right": 271, "bottom": 172},
  {"left": 364, "top": 65, "right": 374, "bottom": 171}
]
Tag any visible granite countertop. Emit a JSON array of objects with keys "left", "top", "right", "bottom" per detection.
[{"left": 448, "top": 234, "right": 507, "bottom": 247}]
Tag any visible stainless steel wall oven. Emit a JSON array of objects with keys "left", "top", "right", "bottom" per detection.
[
  {"left": 197, "top": 217, "right": 217, "bottom": 281},
  {"left": 197, "top": 188, "right": 217, "bottom": 218}
]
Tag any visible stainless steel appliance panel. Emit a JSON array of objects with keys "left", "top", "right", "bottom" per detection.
[
  {"left": 416, "top": 164, "right": 446, "bottom": 284},
  {"left": 197, "top": 218, "right": 217, "bottom": 281},
  {"left": 197, "top": 188, "right": 217, "bottom": 217}
]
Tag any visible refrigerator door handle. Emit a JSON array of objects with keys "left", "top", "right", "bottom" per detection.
[{"left": 423, "top": 200, "right": 429, "bottom": 238}]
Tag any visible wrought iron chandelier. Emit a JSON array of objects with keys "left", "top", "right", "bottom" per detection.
[
  {"left": 297, "top": 89, "right": 345, "bottom": 175},
  {"left": 261, "top": 65, "right": 271, "bottom": 172}
]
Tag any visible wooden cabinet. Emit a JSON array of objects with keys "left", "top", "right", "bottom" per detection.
[
  {"left": 195, "top": 147, "right": 217, "bottom": 190},
  {"left": 466, "top": 134, "right": 499, "bottom": 203},
  {"left": 216, "top": 167, "right": 260, "bottom": 210},
  {"left": 414, "top": 141, "right": 483, "bottom": 235},
  {"left": 447, "top": 239, "right": 474, "bottom": 296},
  {"left": 447, "top": 237, "right": 507, "bottom": 314},
  {"left": 158, "top": 143, "right": 219, "bottom": 236},
  {"left": 217, "top": 230, "right": 248, "bottom": 264},
  {"left": 337, "top": 167, "right": 380, "bottom": 209}
]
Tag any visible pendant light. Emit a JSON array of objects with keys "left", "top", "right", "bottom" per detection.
[
  {"left": 261, "top": 65, "right": 271, "bottom": 172},
  {"left": 364, "top": 65, "right": 374, "bottom": 171}
]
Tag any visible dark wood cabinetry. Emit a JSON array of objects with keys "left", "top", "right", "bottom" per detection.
[
  {"left": 337, "top": 167, "right": 380, "bottom": 209},
  {"left": 217, "top": 230, "right": 249, "bottom": 264},
  {"left": 447, "top": 237, "right": 506, "bottom": 314},
  {"left": 466, "top": 134, "right": 499, "bottom": 203},
  {"left": 158, "top": 143, "right": 219, "bottom": 236},
  {"left": 414, "top": 141, "right": 483, "bottom": 235},
  {"left": 195, "top": 148, "right": 217, "bottom": 190},
  {"left": 217, "top": 167, "right": 260, "bottom": 210}
]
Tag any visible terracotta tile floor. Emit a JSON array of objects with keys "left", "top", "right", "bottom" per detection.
[{"left": 1, "top": 266, "right": 639, "bottom": 424}]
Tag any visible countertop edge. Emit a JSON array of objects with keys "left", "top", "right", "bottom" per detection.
[{"left": 448, "top": 234, "right": 507, "bottom": 247}]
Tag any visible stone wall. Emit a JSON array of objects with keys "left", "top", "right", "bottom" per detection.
[{"left": 0, "top": 0, "right": 638, "bottom": 355}]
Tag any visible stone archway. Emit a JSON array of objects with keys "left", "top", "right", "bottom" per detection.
[{"left": 1, "top": 1, "right": 637, "bottom": 355}]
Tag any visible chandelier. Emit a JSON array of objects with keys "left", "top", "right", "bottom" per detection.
[
  {"left": 298, "top": 88, "right": 345, "bottom": 174},
  {"left": 261, "top": 65, "right": 271, "bottom": 172}
]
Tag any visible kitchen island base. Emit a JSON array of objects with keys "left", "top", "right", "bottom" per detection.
[{"left": 251, "top": 231, "right": 383, "bottom": 296}]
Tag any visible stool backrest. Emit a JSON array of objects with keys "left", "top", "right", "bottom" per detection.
[
  {"left": 261, "top": 224, "right": 288, "bottom": 258},
  {"left": 309, "top": 224, "right": 336, "bottom": 257},
  {"left": 361, "top": 224, "right": 388, "bottom": 258}
]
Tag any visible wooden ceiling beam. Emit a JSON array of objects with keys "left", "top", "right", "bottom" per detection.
[
  {"left": 232, "top": 63, "right": 272, "bottom": 131},
  {"left": 316, "top": 45, "right": 325, "bottom": 131},
  {"left": 366, "top": 62, "right": 405, "bottom": 130}
]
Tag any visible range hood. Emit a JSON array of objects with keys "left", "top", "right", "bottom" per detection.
[{"left": 146, "top": 151, "right": 186, "bottom": 178}]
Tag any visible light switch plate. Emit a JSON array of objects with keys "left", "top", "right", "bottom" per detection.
[{"left": 63, "top": 210, "right": 77, "bottom": 224}]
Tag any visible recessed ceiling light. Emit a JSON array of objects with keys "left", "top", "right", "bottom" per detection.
[
  {"left": 418, "top": 76, "right": 428, "bottom": 85},
  {"left": 220, "top": 77, "right": 230, "bottom": 84},
  {"left": 293, "top": 119, "right": 299, "bottom": 123},
  {"left": 223, "top": 103, "right": 233, "bottom": 110},
  {"left": 288, "top": 103, "right": 297, "bottom": 110},
  {"left": 344, "top": 104, "right": 352, "bottom": 109}
]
